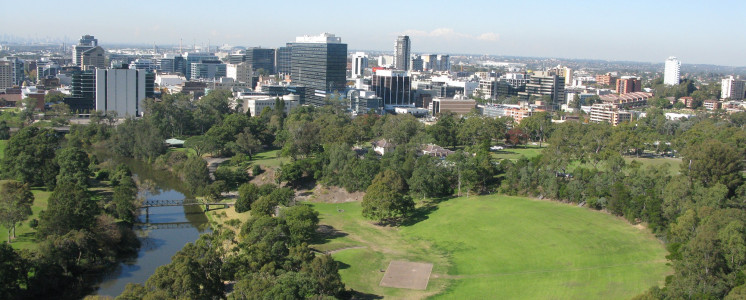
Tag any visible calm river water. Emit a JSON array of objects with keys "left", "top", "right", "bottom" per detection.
[{"left": 93, "top": 154, "right": 210, "bottom": 297}]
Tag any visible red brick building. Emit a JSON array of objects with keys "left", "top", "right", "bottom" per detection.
[{"left": 616, "top": 77, "right": 642, "bottom": 94}]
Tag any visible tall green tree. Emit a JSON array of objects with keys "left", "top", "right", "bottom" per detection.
[
  {"left": 281, "top": 205, "right": 319, "bottom": 244},
  {"left": 681, "top": 139, "right": 743, "bottom": 193},
  {"left": 408, "top": 155, "right": 452, "bottom": 199},
  {"left": 0, "top": 127, "right": 61, "bottom": 188},
  {"left": 55, "top": 146, "right": 91, "bottom": 188},
  {"left": 428, "top": 111, "right": 459, "bottom": 147},
  {"left": 37, "top": 180, "right": 98, "bottom": 237},
  {"left": 236, "top": 183, "right": 260, "bottom": 213},
  {"left": 0, "top": 181, "right": 34, "bottom": 242},
  {"left": 306, "top": 254, "right": 345, "bottom": 297},
  {"left": 361, "top": 170, "right": 414, "bottom": 224},
  {"left": 232, "top": 128, "right": 262, "bottom": 160},
  {"left": 112, "top": 176, "right": 137, "bottom": 224}
]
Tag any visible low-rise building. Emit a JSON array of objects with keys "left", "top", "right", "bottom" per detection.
[
  {"left": 430, "top": 98, "right": 476, "bottom": 116},
  {"left": 372, "top": 139, "right": 395, "bottom": 155},
  {"left": 616, "top": 77, "right": 642, "bottom": 94},
  {"left": 155, "top": 74, "right": 186, "bottom": 87},
  {"left": 678, "top": 96, "right": 695, "bottom": 108},
  {"left": 596, "top": 73, "right": 616, "bottom": 86},
  {"left": 479, "top": 101, "right": 546, "bottom": 123},
  {"left": 420, "top": 144, "right": 454, "bottom": 158},
  {"left": 599, "top": 92, "right": 652, "bottom": 108},
  {"left": 589, "top": 103, "right": 631, "bottom": 126},
  {"left": 241, "top": 94, "right": 299, "bottom": 117},
  {"left": 703, "top": 100, "right": 722, "bottom": 110}
]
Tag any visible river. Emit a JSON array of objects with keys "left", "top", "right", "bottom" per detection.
[{"left": 92, "top": 154, "right": 210, "bottom": 297}]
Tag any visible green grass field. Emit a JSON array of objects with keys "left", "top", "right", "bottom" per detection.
[
  {"left": 567, "top": 156, "right": 681, "bottom": 175},
  {"left": 491, "top": 146, "right": 545, "bottom": 161},
  {"left": 625, "top": 157, "right": 682, "bottom": 174},
  {"left": 252, "top": 149, "right": 290, "bottom": 168},
  {"left": 311, "top": 195, "right": 670, "bottom": 299}
]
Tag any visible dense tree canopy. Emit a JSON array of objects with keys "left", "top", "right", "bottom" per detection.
[
  {"left": 1, "top": 127, "right": 61, "bottom": 188},
  {"left": 362, "top": 170, "right": 414, "bottom": 224}
]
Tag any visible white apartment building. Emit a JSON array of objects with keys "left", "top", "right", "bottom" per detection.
[
  {"left": 664, "top": 56, "right": 681, "bottom": 85},
  {"left": 722, "top": 76, "right": 745, "bottom": 100}
]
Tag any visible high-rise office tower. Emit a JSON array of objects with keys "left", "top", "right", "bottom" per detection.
[
  {"left": 371, "top": 70, "right": 411, "bottom": 106},
  {"left": 190, "top": 60, "right": 226, "bottom": 80},
  {"left": 36, "top": 61, "right": 61, "bottom": 82},
  {"left": 73, "top": 35, "right": 99, "bottom": 67},
  {"left": 245, "top": 48, "right": 275, "bottom": 74},
  {"left": 394, "top": 35, "right": 411, "bottom": 71},
  {"left": 275, "top": 46, "right": 292, "bottom": 75},
  {"left": 183, "top": 52, "right": 219, "bottom": 80},
  {"left": 351, "top": 52, "right": 368, "bottom": 78},
  {"left": 411, "top": 55, "right": 423, "bottom": 72},
  {"left": 62, "top": 70, "right": 96, "bottom": 112},
  {"left": 664, "top": 56, "right": 681, "bottom": 85},
  {"left": 289, "top": 33, "right": 347, "bottom": 106},
  {"left": 722, "top": 76, "right": 745, "bottom": 100},
  {"left": 518, "top": 75, "right": 565, "bottom": 109},
  {"left": 81, "top": 46, "right": 105, "bottom": 70},
  {"left": 436, "top": 54, "right": 450, "bottom": 72}
]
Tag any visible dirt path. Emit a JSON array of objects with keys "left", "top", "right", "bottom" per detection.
[
  {"left": 324, "top": 246, "right": 367, "bottom": 255},
  {"left": 203, "top": 157, "right": 230, "bottom": 180}
]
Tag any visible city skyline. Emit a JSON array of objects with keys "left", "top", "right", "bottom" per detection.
[{"left": 2, "top": 0, "right": 745, "bottom": 67}]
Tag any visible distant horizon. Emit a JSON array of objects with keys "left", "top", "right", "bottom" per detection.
[
  {"left": 7, "top": 40, "right": 744, "bottom": 68},
  {"left": 2, "top": 0, "right": 745, "bottom": 67},
  {"left": 5, "top": 37, "right": 746, "bottom": 69}
]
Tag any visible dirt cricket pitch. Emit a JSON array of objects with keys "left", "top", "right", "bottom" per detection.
[{"left": 379, "top": 260, "right": 433, "bottom": 290}]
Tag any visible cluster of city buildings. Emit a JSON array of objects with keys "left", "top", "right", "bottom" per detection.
[{"left": 1, "top": 34, "right": 745, "bottom": 126}]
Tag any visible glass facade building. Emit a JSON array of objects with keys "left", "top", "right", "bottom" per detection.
[{"left": 289, "top": 34, "right": 347, "bottom": 106}]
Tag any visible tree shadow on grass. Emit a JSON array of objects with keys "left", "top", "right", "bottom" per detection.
[
  {"left": 336, "top": 260, "right": 351, "bottom": 270},
  {"left": 311, "top": 224, "right": 349, "bottom": 245},
  {"left": 399, "top": 196, "right": 456, "bottom": 227},
  {"left": 346, "top": 290, "right": 384, "bottom": 300}
]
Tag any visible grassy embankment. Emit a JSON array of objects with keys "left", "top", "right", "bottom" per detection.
[{"left": 204, "top": 149, "right": 289, "bottom": 227}]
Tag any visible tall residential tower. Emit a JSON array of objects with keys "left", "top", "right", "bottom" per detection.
[
  {"left": 394, "top": 35, "right": 411, "bottom": 71},
  {"left": 722, "top": 76, "right": 745, "bottom": 100},
  {"left": 664, "top": 56, "right": 681, "bottom": 85}
]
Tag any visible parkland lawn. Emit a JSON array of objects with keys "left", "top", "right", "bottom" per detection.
[{"left": 310, "top": 195, "right": 670, "bottom": 299}]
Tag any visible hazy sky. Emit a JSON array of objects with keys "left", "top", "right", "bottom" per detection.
[{"left": 3, "top": 0, "right": 745, "bottom": 66}]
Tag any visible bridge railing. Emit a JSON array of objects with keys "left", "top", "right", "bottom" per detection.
[{"left": 141, "top": 199, "right": 201, "bottom": 207}]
